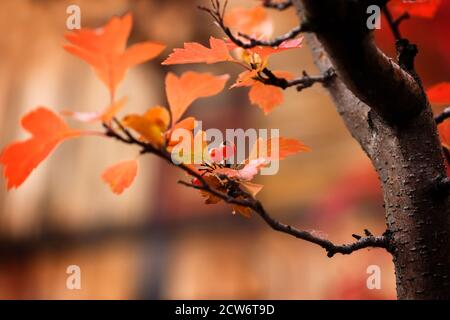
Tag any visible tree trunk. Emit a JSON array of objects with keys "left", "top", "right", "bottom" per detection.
[{"left": 293, "top": 0, "right": 450, "bottom": 299}]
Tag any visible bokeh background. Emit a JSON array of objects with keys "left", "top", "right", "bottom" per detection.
[{"left": 0, "top": 0, "right": 448, "bottom": 299}]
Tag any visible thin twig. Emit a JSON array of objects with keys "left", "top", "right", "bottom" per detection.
[
  {"left": 435, "top": 107, "right": 450, "bottom": 125},
  {"left": 382, "top": 6, "right": 409, "bottom": 41},
  {"left": 262, "top": 0, "right": 292, "bottom": 11},
  {"left": 199, "top": 0, "right": 309, "bottom": 49},
  {"left": 237, "top": 25, "right": 308, "bottom": 48}
]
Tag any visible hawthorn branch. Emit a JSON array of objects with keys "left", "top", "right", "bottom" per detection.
[
  {"left": 179, "top": 181, "right": 390, "bottom": 257},
  {"left": 199, "top": 0, "right": 308, "bottom": 49},
  {"left": 103, "top": 118, "right": 389, "bottom": 258},
  {"left": 259, "top": 67, "right": 336, "bottom": 91},
  {"left": 237, "top": 25, "right": 309, "bottom": 48},
  {"left": 263, "top": 0, "right": 292, "bottom": 11}
]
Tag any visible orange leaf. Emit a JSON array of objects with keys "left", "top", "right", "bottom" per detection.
[
  {"left": 101, "top": 159, "right": 138, "bottom": 195},
  {"left": 166, "top": 117, "right": 197, "bottom": 146},
  {"left": 162, "top": 37, "right": 234, "bottom": 65},
  {"left": 233, "top": 70, "right": 293, "bottom": 114},
  {"left": 249, "top": 137, "right": 310, "bottom": 161},
  {"left": 122, "top": 42, "right": 166, "bottom": 67},
  {"left": 0, "top": 107, "right": 81, "bottom": 190},
  {"left": 249, "top": 37, "right": 303, "bottom": 59},
  {"left": 389, "top": 0, "right": 441, "bottom": 18},
  {"left": 427, "top": 82, "right": 450, "bottom": 104},
  {"left": 62, "top": 96, "right": 127, "bottom": 123},
  {"left": 249, "top": 82, "right": 284, "bottom": 114},
  {"left": 224, "top": 6, "right": 273, "bottom": 38},
  {"left": 232, "top": 70, "right": 259, "bottom": 88},
  {"left": 165, "top": 72, "right": 229, "bottom": 125},
  {"left": 438, "top": 120, "right": 450, "bottom": 149},
  {"left": 272, "top": 137, "right": 311, "bottom": 159},
  {"left": 64, "top": 13, "right": 165, "bottom": 99}
]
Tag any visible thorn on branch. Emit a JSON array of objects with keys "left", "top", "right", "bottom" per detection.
[
  {"left": 262, "top": 0, "right": 292, "bottom": 11},
  {"left": 257, "top": 67, "right": 336, "bottom": 91}
]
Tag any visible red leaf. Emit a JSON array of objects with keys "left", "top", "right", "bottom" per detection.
[
  {"left": 0, "top": 107, "right": 81, "bottom": 190},
  {"left": 438, "top": 120, "right": 450, "bottom": 149},
  {"left": 427, "top": 82, "right": 450, "bottom": 104},
  {"left": 389, "top": 0, "right": 442, "bottom": 18}
]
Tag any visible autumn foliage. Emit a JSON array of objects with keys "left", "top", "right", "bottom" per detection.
[
  {"left": 1, "top": 1, "right": 449, "bottom": 215},
  {"left": 0, "top": 5, "right": 308, "bottom": 217}
]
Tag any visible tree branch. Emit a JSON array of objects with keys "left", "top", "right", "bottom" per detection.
[
  {"left": 104, "top": 118, "right": 389, "bottom": 258},
  {"left": 180, "top": 180, "right": 390, "bottom": 257},
  {"left": 199, "top": 0, "right": 309, "bottom": 49}
]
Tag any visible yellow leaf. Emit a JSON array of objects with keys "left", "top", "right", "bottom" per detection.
[{"left": 122, "top": 106, "right": 170, "bottom": 147}]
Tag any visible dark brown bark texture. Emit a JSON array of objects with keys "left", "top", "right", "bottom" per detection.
[{"left": 292, "top": 0, "right": 450, "bottom": 299}]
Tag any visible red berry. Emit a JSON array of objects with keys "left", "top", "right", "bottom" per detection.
[
  {"left": 192, "top": 178, "right": 202, "bottom": 186},
  {"left": 209, "top": 147, "right": 223, "bottom": 162},
  {"left": 221, "top": 142, "right": 236, "bottom": 160}
]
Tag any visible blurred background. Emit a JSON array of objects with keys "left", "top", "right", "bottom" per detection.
[{"left": 1, "top": 0, "right": 448, "bottom": 300}]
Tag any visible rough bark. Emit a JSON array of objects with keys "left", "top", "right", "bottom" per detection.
[{"left": 293, "top": 0, "right": 450, "bottom": 299}]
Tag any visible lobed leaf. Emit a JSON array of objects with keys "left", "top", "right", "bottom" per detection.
[
  {"left": 101, "top": 159, "right": 138, "bottom": 195},
  {"left": 162, "top": 37, "right": 234, "bottom": 65},
  {"left": 0, "top": 107, "right": 82, "bottom": 189},
  {"left": 165, "top": 71, "right": 229, "bottom": 125}
]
